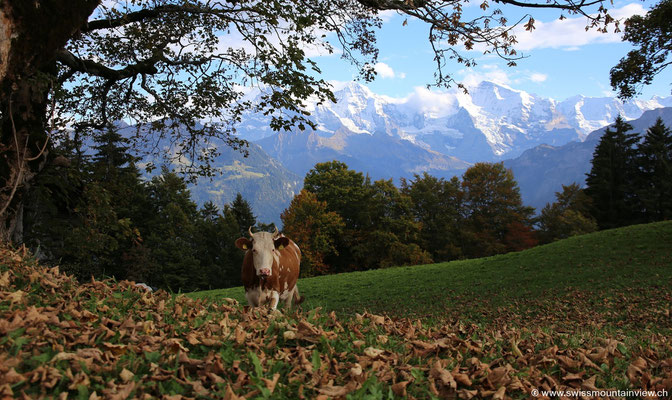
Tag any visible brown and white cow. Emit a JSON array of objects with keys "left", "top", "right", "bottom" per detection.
[{"left": 235, "top": 227, "right": 303, "bottom": 310}]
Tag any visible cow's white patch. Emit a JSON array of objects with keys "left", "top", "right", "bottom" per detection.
[
  {"left": 279, "top": 284, "right": 293, "bottom": 301},
  {"left": 246, "top": 286, "right": 280, "bottom": 308}
]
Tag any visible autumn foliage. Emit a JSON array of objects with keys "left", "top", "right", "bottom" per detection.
[{"left": 2, "top": 244, "right": 672, "bottom": 398}]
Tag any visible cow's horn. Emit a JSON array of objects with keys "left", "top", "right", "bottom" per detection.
[
  {"left": 248, "top": 226, "right": 254, "bottom": 237},
  {"left": 273, "top": 226, "right": 279, "bottom": 238}
]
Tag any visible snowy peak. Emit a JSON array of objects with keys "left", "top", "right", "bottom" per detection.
[{"left": 234, "top": 81, "right": 672, "bottom": 162}]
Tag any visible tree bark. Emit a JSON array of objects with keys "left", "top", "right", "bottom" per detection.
[{"left": 0, "top": 0, "right": 99, "bottom": 242}]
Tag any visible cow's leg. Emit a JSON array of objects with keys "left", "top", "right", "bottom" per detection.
[
  {"left": 293, "top": 285, "right": 304, "bottom": 306},
  {"left": 269, "top": 291, "right": 280, "bottom": 310},
  {"left": 285, "top": 287, "right": 296, "bottom": 310},
  {"left": 245, "top": 289, "right": 260, "bottom": 307}
]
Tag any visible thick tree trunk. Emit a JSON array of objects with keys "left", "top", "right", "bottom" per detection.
[{"left": 0, "top": 0, "right": 99, "bottom": 242}]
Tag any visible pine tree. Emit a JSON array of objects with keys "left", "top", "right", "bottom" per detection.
[
  {"left": 585, "top": 116, "right": 641, "bottom": 229},
  {"left": 637, "top": 118, "right": 672, "bottom": 221},
  {"left": 228, "top": 193, "right": 256, "bottom": 237},
  {"left": 194, "top": 201, "right": 244, "bottom": 289},
  {"left": 144, "top": 170, "right": 202, "bottom": 292}
]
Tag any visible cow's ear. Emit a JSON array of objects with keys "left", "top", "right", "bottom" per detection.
[
  {"left": 274, "top": 237, "right": 290, "bottom": 250},
  {"left": 235, "top": 238, "right": 253, "bottom": 251}
]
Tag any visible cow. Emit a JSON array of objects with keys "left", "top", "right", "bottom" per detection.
[{"left": 235, "top": 227, "right": 303, "bottom": 310}]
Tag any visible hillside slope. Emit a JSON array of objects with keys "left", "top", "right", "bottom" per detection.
[
  {"left": 2, "top": 222, "right": 671, "bottom": 398},
  {"left": 197, "top": 221, "right": 672, "bottom": 322}
]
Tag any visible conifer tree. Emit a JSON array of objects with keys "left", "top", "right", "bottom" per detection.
[
  {"left": 228, "top": 193, "right": 257, "bottom": 237},
  {"left": 585, "top": 116, "right": 641, "bottom": 228},
  {"left": 194, "top": 201, "right": 243, "bottom": 289},
  {"left": 144, "top": 170, "right": 201, "bottom": 292},
  {"left": 637, "top": 117, "right": 672, "bottom": 221}
]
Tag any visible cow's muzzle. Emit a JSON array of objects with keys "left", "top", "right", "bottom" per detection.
[{"left": 258, "top": 268, "right": 271, "bottom": 277}]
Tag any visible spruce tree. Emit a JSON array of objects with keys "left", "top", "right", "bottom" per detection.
[
  {"left": 637, "top": 118, "right": 672, "bottom": 221},
  {"left": 585, "top": 116, "right": 641, "bottom": 229},
  {"left": 228, "top": 193, "right": 256, "bottom": 237}
]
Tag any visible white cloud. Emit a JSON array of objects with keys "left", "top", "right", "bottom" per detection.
[
  {"left": 512, "top": 3, "right": 647, "bottom": 51},
  {"left": 375, "top": 62, "right": 405, "bottom": 79},
  {"left": 459, "top": 65, "right": 512, "bottom": 88},
  {"left": 530, "top": 73, "right": 547, "bottom": 83}
]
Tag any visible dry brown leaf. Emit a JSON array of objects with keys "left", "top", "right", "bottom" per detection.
[
  {"left": 119, "top": 368, "right": 134, "bottom": 383},
  {"left": 350, "top": 363, "right": 363, "bottom": 377},
  {"left": 163, "top": 338, "right": 189, "bottom": 354},
  {"left": 363, "top": 347, "right": 384, "bottom": 359},
  {"left": 224, "top": 384, "right": 241, "bottom": 400},
  {"left": 234, "top": 325, "right": 246, "bottom": 345},
  {"left": 457, "top": 388, "right": 478, "bottom": 399},
  {"left": 2, "top": 368, "right": 23, "bottom": 384},
  {"left": 283, "top": 330, "right": 297, "bottom": 340},
  {"left": 0, "top": 271, "right": 9, "bottom": 287},
  {"left": 492, "top": 385, "right": 506, "bottom": 400},
  {"left": 451, "top": 367, "right": 473, "bottom": 387},
  {"left": 430, "top": 360, "right": 457, "bottom": 390},
  {"left": 391, "top": 381, "right": 410, "bottom": 397},
  {"left": 185, "top": 332, "right": 201, "bottom": 345},
  {"left": 102, "top": 342, "right": 128, "bottom": 356},
  {"left": 7, "top": 290, "right": 24, "bottom": 304},
  {"left": 261, "top": 373, "right": 280, "bottom": 394},
  {"left": 318, "top": 380, "right": 357, "bottom": 397},
  {"left": 581, "top": 375, "right": 599, "bottom": 391}
]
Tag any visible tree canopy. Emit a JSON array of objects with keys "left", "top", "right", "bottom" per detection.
[
  {"left": 610, "top": 0, "right": 672, "bottom": 99},
  {"left": 0, "top": 0, "right": 616, "bottom": 240}
]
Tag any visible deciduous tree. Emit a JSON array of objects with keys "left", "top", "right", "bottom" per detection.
[
  {"left": 610, "top": 0, "right": 672, "bottom": 99},
  {"left": 401, "top": 173, "right": 464, "bottom": 261},
  {"left": 461, "top": 162, "right": 535, "bottom": 257},
  {"left": 281, "top": 189, "right": 344, "bottom": 276},
  {"left": 537, "top": 183, "right": 597, "bottom": 243},
  {"left": 0, "top": 0, "right": 616, "bottom": 241}
]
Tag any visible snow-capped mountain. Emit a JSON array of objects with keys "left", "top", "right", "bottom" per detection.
[{"left": 235, "top": 81, "right": 672, "bottom": 171}]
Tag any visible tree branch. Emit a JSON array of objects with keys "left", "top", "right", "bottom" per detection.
[
  {"left": 82, "top": 3, "right": 262, "bottom": 32},
  {"left": 55, "top": 50, "right": 160, "bottom": 81}
]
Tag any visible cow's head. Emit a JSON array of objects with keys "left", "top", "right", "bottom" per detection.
[{"left": 235, "top": 227, "right": 290, "bottom": 278}]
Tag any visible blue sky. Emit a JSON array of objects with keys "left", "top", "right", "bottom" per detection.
[{"left": 313, "top": 0, "right": 672, "bottom": 101}]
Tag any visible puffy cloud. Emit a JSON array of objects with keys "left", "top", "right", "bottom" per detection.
[
  {"left": 530, "top": 73, "right": 547, "bottom": 83},
  {"left": 375, "top": 62, "right": 405, "bottom": 79},
  {"left": 511, "top": 3, "right": 647, "bottom": 51}
]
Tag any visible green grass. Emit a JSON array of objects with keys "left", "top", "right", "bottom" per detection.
[{"left": 192, "top": 221, "right": 672, "bottom": 326}]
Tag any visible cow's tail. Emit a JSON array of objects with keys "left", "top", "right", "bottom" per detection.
[{"left": 294, "top": 286, "right": 305, "bottom": 306}]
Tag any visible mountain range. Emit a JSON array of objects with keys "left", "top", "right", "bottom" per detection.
[
  {"left": 143, "top": 81, "right": 672, "bottom": 225},
  {"left": 238, "top": 81, "right": 671, "bottom": 171},
  {"left": 504, "top": 106, "right": 672, "bottom": 211}
]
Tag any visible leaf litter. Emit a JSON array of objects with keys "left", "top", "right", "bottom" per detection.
[{"left": 1, "top": 245, "right": 671, "bottom": 399}]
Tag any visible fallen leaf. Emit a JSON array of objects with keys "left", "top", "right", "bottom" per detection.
[
  {"left": 391, "top": 381, "right": 410, "bottom": 397},
  {"left": 119, "top": 368, "right": 134, "bottom": 383}
]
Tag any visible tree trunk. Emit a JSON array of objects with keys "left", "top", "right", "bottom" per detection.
[{"left": 0, "top": 0, "right": 99, "bottom": 242}]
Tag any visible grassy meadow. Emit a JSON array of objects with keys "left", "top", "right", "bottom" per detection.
[
  {"left": 194, "top": 220, "right": 672, "bottom": 328},
  {"left": 1, "top": 221, "right": 671, "bottom": 398}
]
